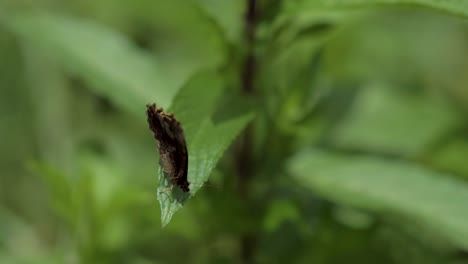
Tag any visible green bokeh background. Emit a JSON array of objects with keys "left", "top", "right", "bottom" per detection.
[{"left": 2, "top": 1, "right": 468, "bottom": 263}]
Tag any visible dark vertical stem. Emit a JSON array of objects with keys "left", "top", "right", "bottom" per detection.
[
  {"left": 238, "top": 0, "right": 257, "bottom": 196},
  {"left": 242, "top": 0, "right": 257, "bottom": 95},
  {"left": 238, "top": 0, "right": 257, "bottom": 263},
  {"left": 238, "top": 0, "right": 257, "bottom": 198}
]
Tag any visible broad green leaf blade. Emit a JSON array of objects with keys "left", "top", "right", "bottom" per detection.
[
  {"left": 27, "top": 161, "right": 76, "bottom": 229},
  {"left": 155, "top": 72, "right": 254, "bottom": 226},
  {"left": 192, "top": 0, "right": 244, "bottom": 42},
  {"left": 288, "top": 150, "right": 468, "bottom": 250},
  {"left": 3, "top": 13, "right": 173, "bottom": 114},
  {"left": 429, "top": 138, "right": 468, "bottom": 178},
  {"left": 0, "top": 29, "right": 32, "bottom": 162},
  {"left": 76, "top": 0, "right": 227, "bottom": 91},
  {"left": 22, "top": 47, "right": 75, "bottom": 172},
  {"left": 288, "top": 0, "right": 468, "bottom": 18},
  {"left": 188, "top": 110, "right": 254, "bottom": 194},
  {"left": 169, "top": 73, "right": 224, "bottom": 143},
  {"left": 331, "top": 84, "right": 458, "bottom": 156},
  {"left": 0, "top": 252, "right": 63, "bottom": 264}
]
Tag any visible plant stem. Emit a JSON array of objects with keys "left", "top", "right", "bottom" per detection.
[
  {"left": 238, "top": 0, "right": 257, "bottom": 197},
  {"left": 238, "top": 0, "right": 257, "bottom": 263},
  {"left": 242, "top": 0, "right": 257, "bottom": 95}
]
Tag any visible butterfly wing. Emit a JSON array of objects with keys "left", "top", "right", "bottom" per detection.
[{"left": 146, "top": 104, "right": 190, "bottom": 192}]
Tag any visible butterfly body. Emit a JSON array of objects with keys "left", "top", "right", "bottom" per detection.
[{"left": 146, "top": 104, "right": 190, "bottom": 192}]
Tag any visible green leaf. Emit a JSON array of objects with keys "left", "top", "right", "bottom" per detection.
[
  {"left": 330, "top": 84, "right": 458, "bottom": 156},
  {"left": 429, "top": 138, "right": 468, "bottom": 178},
  {"left": 26, "top": 161, "right": 77, "bottom": 229},
  {"left": 192, "top": 0, "right": 244, "bottom": 42},
  {"left": 0, "top": 28, "right": 37, "bottom": 190},
  {"left": 0, "top": 251, "right": 63, "bottom": 264},
  {"left": 288, "top": 150, "right": 468, "bottom": 250},
  {"left": 287, "top": 0, "right": 468, "bottom": 18},
  {"left": 154, "top": 72, "right": 254, "bottom": 226},
  {"left": 72, "top": 0, "right": 227, "bottom": 92},
  {"left": 263, "top": 199, "right": 301, "bottom": 232},
  {"left": 21, "top": 47, "right": 75, "bottom": 171},
  {"left": 3, "top": 13, "right": 173, "bottom": 114}
]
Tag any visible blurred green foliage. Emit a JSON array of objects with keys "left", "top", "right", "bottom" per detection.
[{"left": 1, "top": 1, "right": 468, "bottom": 263}]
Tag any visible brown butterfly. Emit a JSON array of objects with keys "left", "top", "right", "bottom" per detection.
[{"left": 146, "top": 103, "right": 190, "bottom": 192}]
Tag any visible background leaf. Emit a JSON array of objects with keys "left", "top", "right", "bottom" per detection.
[
  {"left": 3, "top": 13, "right": 172, "bottom": 114},
  {"left": 288, "top": 150, "right": 468, "bottom": 250},
  {"left": 192, "top": 0, "right": 244, "bottom": 43},
  {"left": 429, "top": 138, "right": 468, "bottom": 178},
  {"left": 287, "top": 0, "right": 468, "bottom": 18},
  {"left": 330, "top": 84, "right": 458, "bottom": 156},
  {"left": 67, "top": 0, "right": 228, "bottom": 95}
]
